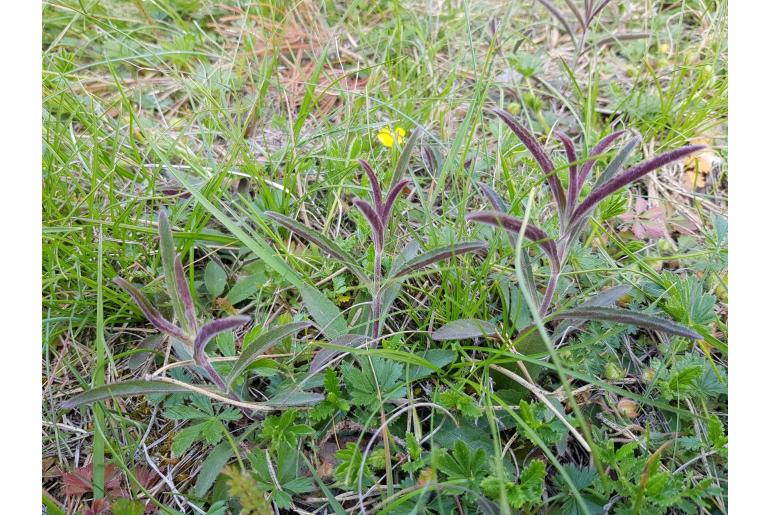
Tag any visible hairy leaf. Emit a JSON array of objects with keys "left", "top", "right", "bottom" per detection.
[
  {"left": 381, "top": 178, "right": 412, "bottom": 227},
  {"left": 265, "top": 211, "right": 368, "bottom": 285},
  {"left": 551, "top": 306, "right": 701, "bottom": 339},
  {"left": 493, "top": 108, "right": 566, "bottom": 212},
  {"left": 593, "top": 135, "right": 641, "bottom": 189},
  {"left": 264, "top": 390, "right": 325, "bottom": 407},
  {"left": 556, "top": 131, "right": 579, "bottom": 214},
  {"left": 392, "top": 241, "right": 486, "bottom": 278},
  {"left": 466, "top": 211, "right": 558, "bottom": 263},
  {"left": 570, "top": 145, "right": 705, "bottom": 225},
  {"left": 358, "top": 159, "right": 382, "bottom": 213},
  {"left": 113, "top": 277, "right": 188, "bottom": 343},
  {"left": 577, "top": 130, "right": 625, "bottom": 189},
  {"left": 552, "top": 285, "right": 632, "bottom": 341},
  {"left": 309, "top": 334, "right": 368, "bottom": 374},
  {"left": 194, "top": 316, "right": 250, "bottom": 365},
  {"left": 432, "top": 319, "right": 497, "bottom": 340},
  {"left": 158, "top": 210, "right": 191, "bottom": 334},
  {"left": 300, "top": 284, "right": 348, "bottom": 340},
  {"left": 352, "top": 198, "right": 384, "bottom": 251},
  {"left": 227, "top": 322, "right": 312, "bottom": 385},
  {"left": 174, "top": 254, "right": 197, "bottom": 333},
  {"left": 61, "top": 380, "right": 191, "bottom": 408}
]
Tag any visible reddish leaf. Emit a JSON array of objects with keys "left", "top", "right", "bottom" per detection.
[
  {"left": 84, "top": 499, "right": 111, "bottom": 515},
  {"left": 62, "top": 463, "right": 121, "bottom": 496}
]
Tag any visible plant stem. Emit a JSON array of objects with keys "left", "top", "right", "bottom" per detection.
[{"left": 372, "top": 247, "right": 383, "bottom": 340}]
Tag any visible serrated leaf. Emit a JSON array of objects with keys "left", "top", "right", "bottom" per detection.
[
  {"left": 204, "top": 261, "right": 227, "bottom": 298},
  {"left": 172, "top": 422, "right": 204, "bottom": 456},
  {"left": 193, "top": 442, "right": 233, "bottom": 498},
  {"left": 432, "top": 319, "right": 496, "bottom": 341},
  {"left": 227, "top": 322, "right": 312, "bottom": 385},
  {"left": 551, "top": 306, "right": 700, "bottom": 339},
  {"left": 392, "top": 241, "right": 486, "bottom": 278},
  {"left": 61, "top": 380, "right": 192, "bottom": 409}
]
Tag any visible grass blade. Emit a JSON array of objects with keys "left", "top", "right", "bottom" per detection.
[{"left": 158, "top": 211, "right": 192, "bottom": 335}]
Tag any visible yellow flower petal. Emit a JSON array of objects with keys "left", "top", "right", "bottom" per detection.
[
  {"left": 394, "top": 126, "right": 406, "bottom": 144},
  {"left": 377, "top": 127, "right": 394, "bottom": 148}
]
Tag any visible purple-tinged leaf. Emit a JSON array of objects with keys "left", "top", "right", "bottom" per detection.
[
  {"left": 564, "top": 0, "right": 586, "bottom": 28},
  {"left": 309, "top": 334, "right": 368, "bottom": 374},
  {"left": 534, "top": 0, "right": 577, "bottom": 46},
  {"left": 587, "top": 0, "right": 612, "bottom": 25},
  {"left": 358, "top": 159, "right": 382, "bottom": 214},
  {"left": 353, "top": 198, "right": 384, "bottom": 251},
  {"left": 466, "top": 210, "right": 558, "bottom": 264},
  {"left": 493, "top": 109, "right": 566, "bottom": 212},
  {"left": 193, "top": 316, "right": 250, "bottom": 366},
  {"left": 392, "top": 241, "right": 487, "bottom": 278},
  {"left": 226, "top": 322, "right": 312, "bottom": 385},
  {"left": 113, "top": 277, "right": 188, "bottom": 343},
  {"left": 555, "top": 131, "right": 579, "bottom": 214},
  {"left": 577, "top": 130, "right": 625, "bottom": 190},
  {"left": 431, "top": 319, "right": 497, "bottom": 341},
  {"left": 421, "top": 144, "right": 440, "bottom": 176},
  {"left": 551, "top": 306, "right": 701, "bottom": 340},
  {"left": 381, "top": 178, "right": 412, "bottom": 227},
  {"left": 552, "top": 285, "right": 631, "bottom": 341},
  {"left": 478, "top": 183, "right": 509, "bottom": 213},
  {"left": 594, "top": 136, "right": 641, "bottom": 189},
  {"left": 61, "top": 380, "right": 191, "bottom": 409},
  {"left": 265, "top": 211, "right": 369, "bottom": 285},
  {"left": 570, "top": 145, "right": 705, "bottom": 227},
  {"left": 174, "top": 254, "right": 197, "bottom": 334},
  {"left": 158, "top": 211, "right": 192, "bottom": 335}
]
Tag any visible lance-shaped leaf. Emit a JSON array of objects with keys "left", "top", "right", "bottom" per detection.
[
  {"left": 227, "top": 322, "right": 312, "bottom": 385},
  {"left": 61, "top": 380, "right": 192, "bottom": 409},
  {"left": 570, "top": 145, "right": 705, "bottom": 226},
  {"left": 194, "top": 316, "right": 251, "bottom": 365},
  {"left": 352, "top": 198, "right": 384, "bottom": 251},
  {"left": 309, "top": 334, "right": 368, "bottom": 374},
  {"left": 577, "top": 130, "right": 625, "bottom": 190},
  {"left": 432, "top": 319, "right": 497, "bottom": 341},
  {"left": 478, "top": 182, "right": 509, "bottom": 212},
  {"left": 392, "top": 241, "right": 487, "bottom": 278},
  {"left": 551, "top": 306, "right": 701, "bottom": 340},
  {"left": 265, "top": 211, "right": 369, "bottom": 285},
  {"left": 552, "top": 285, "right": 631, "bottom": 341},
  {"left": 379, "top": 239, "right": 420, "bottom": 325},
  {"left": 593, "top": 135, "right": 641, "bottom": 189},
  {"left": 174, "top": 254, "right": 197, "bottom": 334},
  {"left": 467, "top": 211, "right": 558, "bottom": 264},
  {"left": 555, "top": 131, "right": 579, "bottom": 214},
  {"left": 493, "top": 109, "right": 566, "bottom": 212},
  {"left": 264, "top": 390, "right": 325, "bottom": 407},
  {"left": 391, "top": 130, "right": 420, "bottom": 186},
  {"left": 113, "top": 277, "right": 189, "bottom": 343},
  {"left": 381, "top": 178, "right": 412, "bottom": 227},
  {"left": 158, "top": 211, "right": 192, "bottom": 335},
  {"left": 358, "top": 159, "right": 382, "bottom": 213}
]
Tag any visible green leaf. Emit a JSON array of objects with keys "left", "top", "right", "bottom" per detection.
[
  {"left": 406, "top": 349, "right": 457, "bottom": 381},
  {"left": 61, "top": 380, "right": 191, "bottom": 408},
  {"left": 201, "top": 419, "right": 224, "bottom": 445},
  {"left": 436, "top": 440, "right": 487, "bottom": 482},
  {"left": 299, "top": 284, "right": 348, "bottom": 340},
  {"left": 392, "top": 241, "right": 486, "bottom": 278},
  {"left": 265, "top": 389, "right": 325, "bottom": 407},
  {"left": 227, "top": 322, "right": 312, "bottom": 385},
  {"left": 205, "top": 261, "right": 227, "bottom": 298},
  {"left": 172, "top": 422, "right": 204, "bottom": 456},
  {"left": 111, "top": 499, "right": 145, "bottom": 515},
  {"left": 158, "top": 211, "right": 192, "bottom": 334},
  {"left": 551, "top": 306, "right": 701, "bottom": 339},
  {"left": 265, "top": 211, "right": 369, "bottom": 286},
  {"left": 343, "top": 357, "right": 405, "bottom": 405},
  {"left": 431, "top": 319, "right": 496, "bottom": 340},
  {"left": 226, "top": 274, "right": 262, "bottom": 305}
]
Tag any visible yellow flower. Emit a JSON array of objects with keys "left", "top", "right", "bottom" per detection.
[{"left": 377, "top": 126, "right": 406, "bottom": 148}]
